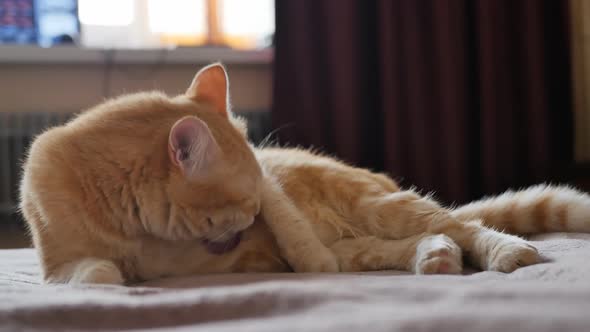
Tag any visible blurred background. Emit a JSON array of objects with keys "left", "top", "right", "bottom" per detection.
[{"left": 0, "top": 1, "right": 588, "bottom": 249}]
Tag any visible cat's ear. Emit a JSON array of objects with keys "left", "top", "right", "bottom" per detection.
[
  {"left": 168, "top": 116, "right": 220, "bottom": 178},
  {"left": 186, "top": 63, "right": 230, "bottom": 118}
]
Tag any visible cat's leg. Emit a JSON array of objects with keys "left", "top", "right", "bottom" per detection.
[
  {"left": 457, "top": 223, "right": 539, "bottom": 272},
  {"left": 358, "top": 190, "right": 540, "bottom": 272},
  {"left": 47, "top": 258, "right": 125, "bottom": 285},
  {"left": 413, "top": 234, "right": 463, "bottom": 274},
  {"left": 330, "top": 234, "right": 462, "bottom": 274},
  {"left": 260, "top": 176, "right": 339, "bottom": 272}
]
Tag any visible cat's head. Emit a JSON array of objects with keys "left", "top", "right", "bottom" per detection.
[{"left": 164, "top": 63, "right": 262, "bottom": 245}]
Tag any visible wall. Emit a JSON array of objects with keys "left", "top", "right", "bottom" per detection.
[{"left": 0, "top": 63, "right": 271, "bottom": 113}]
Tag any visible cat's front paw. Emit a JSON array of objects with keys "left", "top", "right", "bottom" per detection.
[
  {"left": 414, "top": 234, "right": 463, "bottom": 275},
  {"left": 56, "top": 258, "right": 125, "bottom": 285},
  {"left": 488, "top": 241, "right": 540, "bottom": 273},
  {"left": 289, "top": 245, "right": 340, "bottom": 273}
]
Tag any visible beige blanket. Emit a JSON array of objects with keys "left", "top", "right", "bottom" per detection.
[{"left": 1, "top": 233, "right": 590, "bottom": 331}]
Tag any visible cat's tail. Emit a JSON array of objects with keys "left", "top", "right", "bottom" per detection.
[{"left": 450, "top": 184, "right": 590, "bottom": 235}]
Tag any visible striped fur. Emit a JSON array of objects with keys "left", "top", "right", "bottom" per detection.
[{"left": 452, "top": 184, "right": 590, "bottom": 235}]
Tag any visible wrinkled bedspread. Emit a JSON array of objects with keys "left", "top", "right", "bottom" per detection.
[{"left": 1, "top": 233, "right": 590, "bottom": 331}]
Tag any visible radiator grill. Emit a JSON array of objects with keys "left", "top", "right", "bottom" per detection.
[
  {"left": 0, "top": 112, "right": 73, "bottom": 221},
  {"left": 0, "top": 110, "right": 270, "bottom": 223}
]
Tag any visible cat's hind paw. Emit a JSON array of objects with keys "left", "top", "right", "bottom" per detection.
[
  {"left": 488, "top": 241, "right": 540, "bottom": 273},
  {"left": 414, "top": 234, "right": 463, "bottom": 275}
]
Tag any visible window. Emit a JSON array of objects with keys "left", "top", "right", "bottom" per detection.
[
  {"left": 78, "top": 0, "right": 274, "bottom": 50},
  {"left": 0, "top": 0, "right": 79, "bottom": 46}
]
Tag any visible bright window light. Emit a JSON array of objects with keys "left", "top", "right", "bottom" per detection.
[
  {"left": 222, "top": 0, "right": 274, "bottom": 36},
  {"left": 78, "top": 0, "right": 135, "bottom": 26},
  {"left": 148, "top": 0, "right": 206, "bottom": 35}
]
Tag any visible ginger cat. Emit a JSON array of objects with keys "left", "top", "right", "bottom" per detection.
[{"left": 20, "top": 63, "right": 590, "bottom": 284}]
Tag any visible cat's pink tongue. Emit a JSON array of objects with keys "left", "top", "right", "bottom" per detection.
[{"left": 202, "top": 232, "right": 242, "bottom": 255}]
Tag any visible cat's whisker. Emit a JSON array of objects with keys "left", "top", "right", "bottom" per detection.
[
  {"left": 257, "top": 123, "right": 294, "bottom": 149},
  {"left": 211, "top": 219, "right": 238, "bottom": 243},
  {"left": 211, "top": 227, "right": 233, "bottom": 242}
]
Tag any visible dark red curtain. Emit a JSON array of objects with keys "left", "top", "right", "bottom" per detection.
[{"left": 272, "top": 0, "right": 573, "bottom": 204}]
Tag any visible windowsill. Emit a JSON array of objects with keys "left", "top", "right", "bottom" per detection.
[{"left": 0, "top": 45, "right": 273, "bottom": 65}]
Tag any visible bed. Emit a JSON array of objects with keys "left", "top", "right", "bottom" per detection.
[{"left": 1, "top": 233, "right": 590, "bottom": 332}]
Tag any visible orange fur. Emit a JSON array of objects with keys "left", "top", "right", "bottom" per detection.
[{"left": 20, "top": 63, "right": 590, "bottom": 284}]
